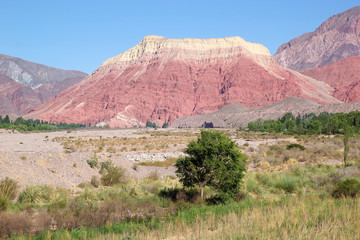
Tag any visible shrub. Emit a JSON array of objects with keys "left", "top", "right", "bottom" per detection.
[
  {"left": 158, "top": 187, "right": 200, "bottom": 203},
  {"left": 332, "top": 178, "right": 360, "bottom": 198},
  {"left": 275, "top": 176, "right": 299, "bottom": 193},
  {"left": 205, "top": 193, "right": 231, "bottom": 205},
  {"left": 18, "top": 185, "right": 52, "bottom": 204},
  {"left": 91, "top": 176, "right": 100, "bottom": 188},
  {"left": 101, "top": 166, "right": 127, "bottom": 186},
  {"left": 87, "top": 155, "right": 99, "bottom": 168},
  {"left": 99, "top": 160, "right": 113, "bottom": 174},
  {"left": 0, "top": 177, "right": 19, "bottom": 200},
  {"left": 286, "top": 143, "right": 305, "bottom": 151},
  {"left": 176, "top": 130, "right": 247, "bottom": 199}
]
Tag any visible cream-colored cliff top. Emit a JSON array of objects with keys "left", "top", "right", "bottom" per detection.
[{"left": 101, "top": 35, "right": 271, "bottom": 67}]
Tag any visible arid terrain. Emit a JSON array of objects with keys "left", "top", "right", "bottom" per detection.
[
  {"left": 1, "top": 127, "right": 354, "bottom": 190},
  {"left": 0, "top": 128, "right": 193, "bottom": 189}
]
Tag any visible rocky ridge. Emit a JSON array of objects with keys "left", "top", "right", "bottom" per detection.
[
  {"left": 274, "top": 6, "right": 360, "bottom": 70},
  {"left": 0, "top": 54, "right": 87, "bottom": 115},
  {"left": 27, "top": 36, "right": 340, "bottom": 127}
]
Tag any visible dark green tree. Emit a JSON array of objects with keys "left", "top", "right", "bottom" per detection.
[
  {"left": 175, "top": 130, "right": 247, "bottom": 199},
  {"left": 280, "top": 112, "right": 294, "bottom": 123},
  {"left": 3, "top": 115, "right": 10, "bottom": 124}
]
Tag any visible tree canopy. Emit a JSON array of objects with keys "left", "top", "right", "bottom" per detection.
[
  {"left": 175, "top": 130, "right": 247, "bottom": 199},
  {"left": 247, "top": 111, "right": 360, "bottom": 135}
]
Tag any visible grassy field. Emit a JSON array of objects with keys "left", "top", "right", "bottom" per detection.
[{"left": 1, "top": 129, "right": 360, "bottom": 239}]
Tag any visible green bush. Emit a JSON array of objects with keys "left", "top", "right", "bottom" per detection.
[
  {"left": 18, "top": 185, "right": 52, "bottom": 204},
  {"left": 275, "top": 176, "right": 299, "bottom": 193},
  {"left": 205, "top": 193, "right": 231, "bottom": 205},
  {"left": 332, "top": 178, "right": 360, "bottom": 198},
  {"left": 99, "top": 160, "right": 113, "bottom": 174},
  {"left": 158, "top": 187, "right": 200, "bottom": 203},
  {"left": 158, "top": 187, "right": 180, "bottom": 202},
  {"left": 286, "top": 143, "right": 305, "bottom": 151},
  {"left": 87, "top": 155, "right": 99, "bottom": 168},
  {"left": 0, "top": 177, "right": 19, "bottom": 200},
  {"left": 101, "top": 166, "right": 127, "bottom": 186}
]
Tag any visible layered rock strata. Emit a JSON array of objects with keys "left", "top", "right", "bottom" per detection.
[{"left": 27, "top": 36, "right": 340, "bottom": 127}]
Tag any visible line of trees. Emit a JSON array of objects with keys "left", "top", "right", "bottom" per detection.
[
  {"left": 247, "top": 111, "right": 360, "bottom": 135},
  {"left": 0, "top": 116, "right": 85, "bottom": 132}
]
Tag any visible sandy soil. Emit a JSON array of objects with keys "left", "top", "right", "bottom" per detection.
[{"left": 0, "top": 128, "right": 180, "bottom": 189}]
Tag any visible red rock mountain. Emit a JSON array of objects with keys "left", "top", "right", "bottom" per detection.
[
  {"left": 302, "top": 56, "right": 360, "bottom": 102},
  {"left": 274, "top": 6, "right": 360, "bottom": 71},
  {"left": 27, "top": 36, "right": 340, "bottom": 127},
  {"left": 0, "top": 54, "right": 87, "bottom": 115},
  {"left": 0, "top": 74, "right": 41, "bottom": 115}
]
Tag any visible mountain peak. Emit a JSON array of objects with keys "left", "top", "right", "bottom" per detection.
[
  {"left": 101, "top": 36, "right": 271, "bottom": 67},
  {"left": 274, "top": 6, "right": 360, "bottom": 70}
]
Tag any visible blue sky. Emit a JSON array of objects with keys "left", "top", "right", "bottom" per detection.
[{"left": 1, "top": 0, "right": 359, "bottom": 73}]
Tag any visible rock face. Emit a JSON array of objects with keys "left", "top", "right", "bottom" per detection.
[
  {"left": 302, "top": 56, "right": 360, "bottom": 103},
  {"left": 0, "top": 54, "right": 87, "bottom": 115},
  {"left": 27, "top": 36, "right": 340, "bottom": 127},
  {"left": 0, "top": 74, "right": 41, "bottom": 115},
  {"left": 171, "top": 97, "right": 360, "bottom": 128},
  {"left": 274, "top": 6, "right": 360, "bottom": 70}
]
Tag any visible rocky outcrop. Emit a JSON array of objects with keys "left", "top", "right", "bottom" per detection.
[
  {"left": 274, "top": 6, "right": 360, "bottom": 70},
  {"left": 302, "top": 56, "right": 360, "bottom": 103},
  {"left": 27, "top": 36, "right": 340, "bottom": 127},
  {"left": 0, "top": 54, "right": 87, "bottom": 115},
  {"left": 171, "top": 97, "right": 360, "bottom": 128}
]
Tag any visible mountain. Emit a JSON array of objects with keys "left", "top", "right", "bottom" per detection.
[
  {"left": 171, "top": 97, "right": 360, "bottom": 128},
  {"left": 26, "top": 35, "right": 340, "bottom": 127},
  {"left": 0, "top": 74, "right": 41, "bottom": 115},
  {"left": 0, "top": 54, "right": 87, "bottom": 115},
  {"left": 274, "top": 6, "right": 360, "bottom": 71},
  {"left": 302, "top": 56, "right": 360, "bottom": 103}
]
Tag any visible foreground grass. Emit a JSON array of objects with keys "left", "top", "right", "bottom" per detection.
[
  {"left": 10, "top": 196, "right": 360, "bottom": 240},
  {"left": 5, "top": 162, "right": 360, "bottom": 240},
  {"left": 134, "top": 197, "right": 360, "bottom": 240}
]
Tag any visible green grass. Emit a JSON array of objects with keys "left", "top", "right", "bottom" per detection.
[{"left": 3, "top": 157, "right": 360, "bottom": 239}]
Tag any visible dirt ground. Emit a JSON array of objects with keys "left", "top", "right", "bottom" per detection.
[
  {"left": 0, "top": 128, "right": 189, "bottom": 189},
  {"left": 0, "top": 128, "right": 304, "bottom": 189}
]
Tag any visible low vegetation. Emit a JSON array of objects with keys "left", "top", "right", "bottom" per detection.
[
  {"left": 1, "top": 129, "right": 360, "bottom": 239},
  {"left": 0, "top": 115, "right": 85, "bottom": 132},
  {"left": 247, "top": 111, "right": 360, "bottom": 135}
]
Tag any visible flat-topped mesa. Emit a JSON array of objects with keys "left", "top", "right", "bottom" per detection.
[
  {"left": 101, "top": 35, "right": 271, "bottom": 66},
  {"left": 27, "top": 34, "right": 339, "bottom": 128}
]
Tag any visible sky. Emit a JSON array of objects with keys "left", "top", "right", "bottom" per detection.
[{"left": 1, "top": 0, "right": 359, "bottom": 73}]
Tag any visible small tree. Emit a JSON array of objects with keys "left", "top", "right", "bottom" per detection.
[
  {"left": 343, "top": 124, "right": 351, "bottom": 166},
  {"left": 175, "top": 130, "right": 246, "bottom": 199}
]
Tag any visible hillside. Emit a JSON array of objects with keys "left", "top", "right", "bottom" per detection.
[
  {"left": 171, "top": 97, "right": 360, "bottom": 128},
  {"left": 302, "top": 56, "right": 360, "bottom": 103},
  {"left": 274, "top": 6, "right": 360, "bottom": 70},
  {"left": 26, "top": 36, "right": 339, "bottom": 127}
]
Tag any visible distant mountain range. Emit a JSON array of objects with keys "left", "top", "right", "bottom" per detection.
[
  {"left": 3, "top": 5, "right": 360, "bottom": 127},
  {"left": 0, "top": 54, "right": 87, "bottom": 115}
]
